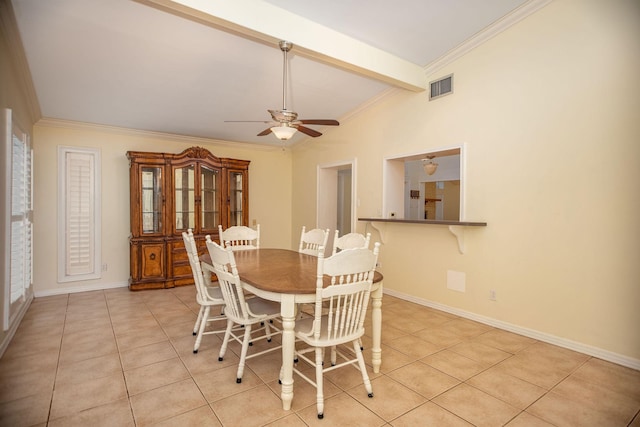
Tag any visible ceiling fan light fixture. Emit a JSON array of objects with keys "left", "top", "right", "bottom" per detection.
[
  {"left": 422, "top": 156, "right": 438, "bottom": 175},
  {"left": 271, "top": 125, "right": 297, "bottom": 140}
]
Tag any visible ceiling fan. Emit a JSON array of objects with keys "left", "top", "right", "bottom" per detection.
[{"left": 226, "top": 40, "right": 339, "bottom": 141}]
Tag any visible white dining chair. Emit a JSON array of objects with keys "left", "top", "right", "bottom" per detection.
[
  {"left": 205, "top": 238, "right": 282, "bottom": 383},
  {"left": 291, "top": 243, "right": 380, "bottom": 419},
  {"left": 298, "top": 226, "right": 330, "bottom": 257},
  {"left": 218, "top": 224, "right": 260, "bottom": 250},
  {"left": 331, "top": 231, "right": 371, "bottom": 255},
  {"left": 182, "top": 229, "right": 227, "bottom": 353}
]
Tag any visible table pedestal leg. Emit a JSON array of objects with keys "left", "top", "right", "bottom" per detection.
[
  {"left": 280, "top": 294, "right": 296, "bottom": 410},
  {"left": 371, "top": 281, "right": 383, "bottom": 373}
]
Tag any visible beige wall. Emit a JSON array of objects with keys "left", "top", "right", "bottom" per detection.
[
  {"left": 32, "top": 121, "right": 293, "bottom": 294},
  {"left": 291, "top": 0, "right": 640, "bottom": 363}
]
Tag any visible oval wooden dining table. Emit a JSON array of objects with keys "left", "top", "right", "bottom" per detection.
[{"left": 200, "top": 248, "right": 383, "bottom": 411}]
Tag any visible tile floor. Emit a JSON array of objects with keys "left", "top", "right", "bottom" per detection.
[{"left": 0, "top": 286, "right": 639, "bottom": 426}]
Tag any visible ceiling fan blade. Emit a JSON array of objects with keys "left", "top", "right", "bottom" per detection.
[
  {"left": 257, "top": 127, "right": 273, "bottom": 136},
  {"left": 296, "top": 125, "right": 322, "bottom": 137},
  {"left": 298, "top": 119, "right": 339, "bottom": 126}
]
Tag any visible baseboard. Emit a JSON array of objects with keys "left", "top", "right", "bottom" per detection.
[
  {"left": 383, "top": 288, "right": 640, "bottom": 371},
  {"left": 34, "top": 281, "right": 129, "bottom": 297}
]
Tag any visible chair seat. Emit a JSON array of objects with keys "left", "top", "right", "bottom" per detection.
[
  {"left": 295, "top": 316, "right": 363, "bottom": 345},
  {"left": 246, "top": 296, "right": 280, "bottom": 318}
]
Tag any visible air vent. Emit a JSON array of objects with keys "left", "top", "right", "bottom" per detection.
[{"left": 429, "top": 74, "right": 453, "bottom": 100}]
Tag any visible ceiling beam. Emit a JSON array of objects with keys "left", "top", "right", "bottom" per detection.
[{"left": 137, "top": 0, "right": 426, "bottom": 92}]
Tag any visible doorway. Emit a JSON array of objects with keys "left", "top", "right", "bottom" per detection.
[{"left": 317, "top": 160, "right": 356, "bottom": 254}]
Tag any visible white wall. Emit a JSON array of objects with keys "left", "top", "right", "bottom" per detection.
[
  {"left": 32, "top": 120, "right": 293, "bottom": 295},
  {"left": 291, "top": 0, "right": 640, "bottom": 364}
]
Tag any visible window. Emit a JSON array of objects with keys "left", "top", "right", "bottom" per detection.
[
  {"left": 58, "top": 146, "right": 101, "bottom": 282},
  {"left": 3, "top": 109, "right": 33, "bottom": 331}
]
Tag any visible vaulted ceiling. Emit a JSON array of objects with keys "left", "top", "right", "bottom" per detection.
[{"left": 11, "top": 0, "right": 538, "bottom": 145}]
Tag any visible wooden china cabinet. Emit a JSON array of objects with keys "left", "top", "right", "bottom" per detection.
[{"left": 127, "top": 146, "right": 249, "bottom": 290}]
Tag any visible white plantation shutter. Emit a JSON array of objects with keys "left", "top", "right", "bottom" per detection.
[
  {"left": 10, "top": 128, "right": 32, "bottom": 303},
  {"left": 58, "top": 147, "right": 101, "bottom": 282},
  {"left": 3, "top": 108, "right": 33, "bottom": 331}
]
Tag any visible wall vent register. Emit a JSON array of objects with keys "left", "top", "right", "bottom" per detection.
[{"left": 429, "top": 74, "right": 453, "bottom": 100}]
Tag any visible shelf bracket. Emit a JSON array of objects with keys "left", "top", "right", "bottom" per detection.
[
  {"left": 448, "top": 225, "right": 465, "bottom": 254},
  {"left": 368, "top": 221, "right": 387, "bottom": 244}
]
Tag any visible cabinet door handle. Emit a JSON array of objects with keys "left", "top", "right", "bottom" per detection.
[{"left": 150, "top": 253, "right": 156, "bottom": 260}]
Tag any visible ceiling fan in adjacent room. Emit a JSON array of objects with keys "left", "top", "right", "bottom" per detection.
[{"left": 225, "top": 40, "right": 339, "bottom": 141}]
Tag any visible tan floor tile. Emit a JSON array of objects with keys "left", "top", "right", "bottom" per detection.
[
  {"left": 210, "top": 384, "right": 286, "bottom": 426},
  {"left": 570, "top": 357, "right": 640, "bottom": 403},
  {"left": 152, "top": 404, "right": 221, "bottom": 427},
  {"left": 47, "top": 398, "right": 135, "bottom": 427},
  {"left": 387, "top": 361, "right": 460, "bottom": 399},
  {"left": 467, "top": 367, "right": 547, "bottom": 409},
  {"left": 448, "top": 341, "right": 512, "bottom": 366},
  {"left": 472, "top": 328, "right": 537, "bottom": 353},
  {"left": 296, "top": 391, "right": 386, "bottom": 426},
  {"left": 271, "top": 368, "right": 345, "bottom": 412},
  {"left": 421, "top": 349, "right": 489, "bottom": 381},
  {"left": 1, "top": 331, "right": 62, "bottom": 360},
  {"left": 350, "top": 375, "right": 427, "bottom": 421},
  {"left": 130, "top": 378, "right": 206, "bottom": 425},
  {"left": 55, "top": 353, "right": 122, "bottom": 385},
  {"left": 493, "top": 343, "right": 586, "bottom": 389},
  {"left": 120, "top": 340, "right": 178, "bottom": 371},
  {"left": 375, "top": 343, "right": 416, "bottom": 374},
  {"left": 115, "top": 325, "right": 168, "bottom": 351},
  {"left": 505, "top": 411, "right": 555, "bottom": 426},
  {"left": 0, "top": 364, "right": 56, "bottom": 403},
  {"left": 550, "top": 375, "right": 638, "bottom": 425},
  {"left": 390, "top": 401, "right": 473, "bottom": 427},
  {"left": 0, "top": 390, "right": 51, "bottom": 427},
  {"left": 433, "top": 383, "right": 520, "bottom": 427},
  {"left": 49, "top": 372, "right": 127, "bottom": 420},
  {"left": 386, "top": 334, "right": 443, "bottom": 359},
  {"left": 125, "top": 357, "right": 190, "bottom": 396},
  {"left": 264, "top": 413, "right": 308, "bottom": 427},
  {"left": 194, "top": 364, "right": 263, "bottom": 402},
  {"left": 62, "top": 315, "right": 112, "bottom": 334},
  {"left": 413, "top": 326, "right": 464, "bottom": 348},
  {"left": 58, "top": 334, "right": 118, "bottom": 365},
  {"left": 527, "top": 390, "right": 623, "bottom": 427},
  {"left": 3, "top": 288, "right": 640, "bottom": 427}
]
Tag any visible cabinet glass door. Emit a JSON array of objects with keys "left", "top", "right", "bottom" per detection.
[
  {"left": 141, "top": 167, "right": 162, "bottom": 233},
  {"left": 175, "top": 165, "right": 195, "bottom": 230},
  {"left": 201, "top": 166, "right": 219, "bottom": 231},
  {"left": 229, "top": 171, "right": 244, "bottom": 226}
]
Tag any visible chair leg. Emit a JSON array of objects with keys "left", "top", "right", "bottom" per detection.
[
  {"left": 315, "top": 347, "right": 325, "bottom": 419},
  {"left": 236, "top": 324, "right": 253, "bottom": 383},
  {"left": 218, "top": 319, "right": 234, "bottom": 361},
  {"left": 193, "top": 305, "right": 204, "bottom": 335},
  {"left": 353, "top": 341, "right": 373, "bottom": 397},
  {"left": 193, "top": 306, "right": 210, "bottom": 353}
]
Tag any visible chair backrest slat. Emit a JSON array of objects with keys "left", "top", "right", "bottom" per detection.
[
  {"left": 205, "top": 238, "right": 250, "bottom": 323},
  {"left": 299, "top": 226, "right": 330, "bottom": 257},
  {"left": 219, "top": 224, "right": 260, "bottom": 250},
  {"left": 307, "top": 243, "right": 380, "bottom": 343}
]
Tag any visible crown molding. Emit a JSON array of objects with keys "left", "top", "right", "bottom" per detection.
[
  {"left": 35, "top": 117, "right": 287, "bottom": 152},
  {"left": 424, "top": 0, "right": 553, "bottom": 77}
]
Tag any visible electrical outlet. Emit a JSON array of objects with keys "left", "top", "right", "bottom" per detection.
[
  {"left": 102, "top": 263, "right": 108, "bottom": 272},
  {"left": 489, "top": 290, "right": 497, "bottom": 301}
]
